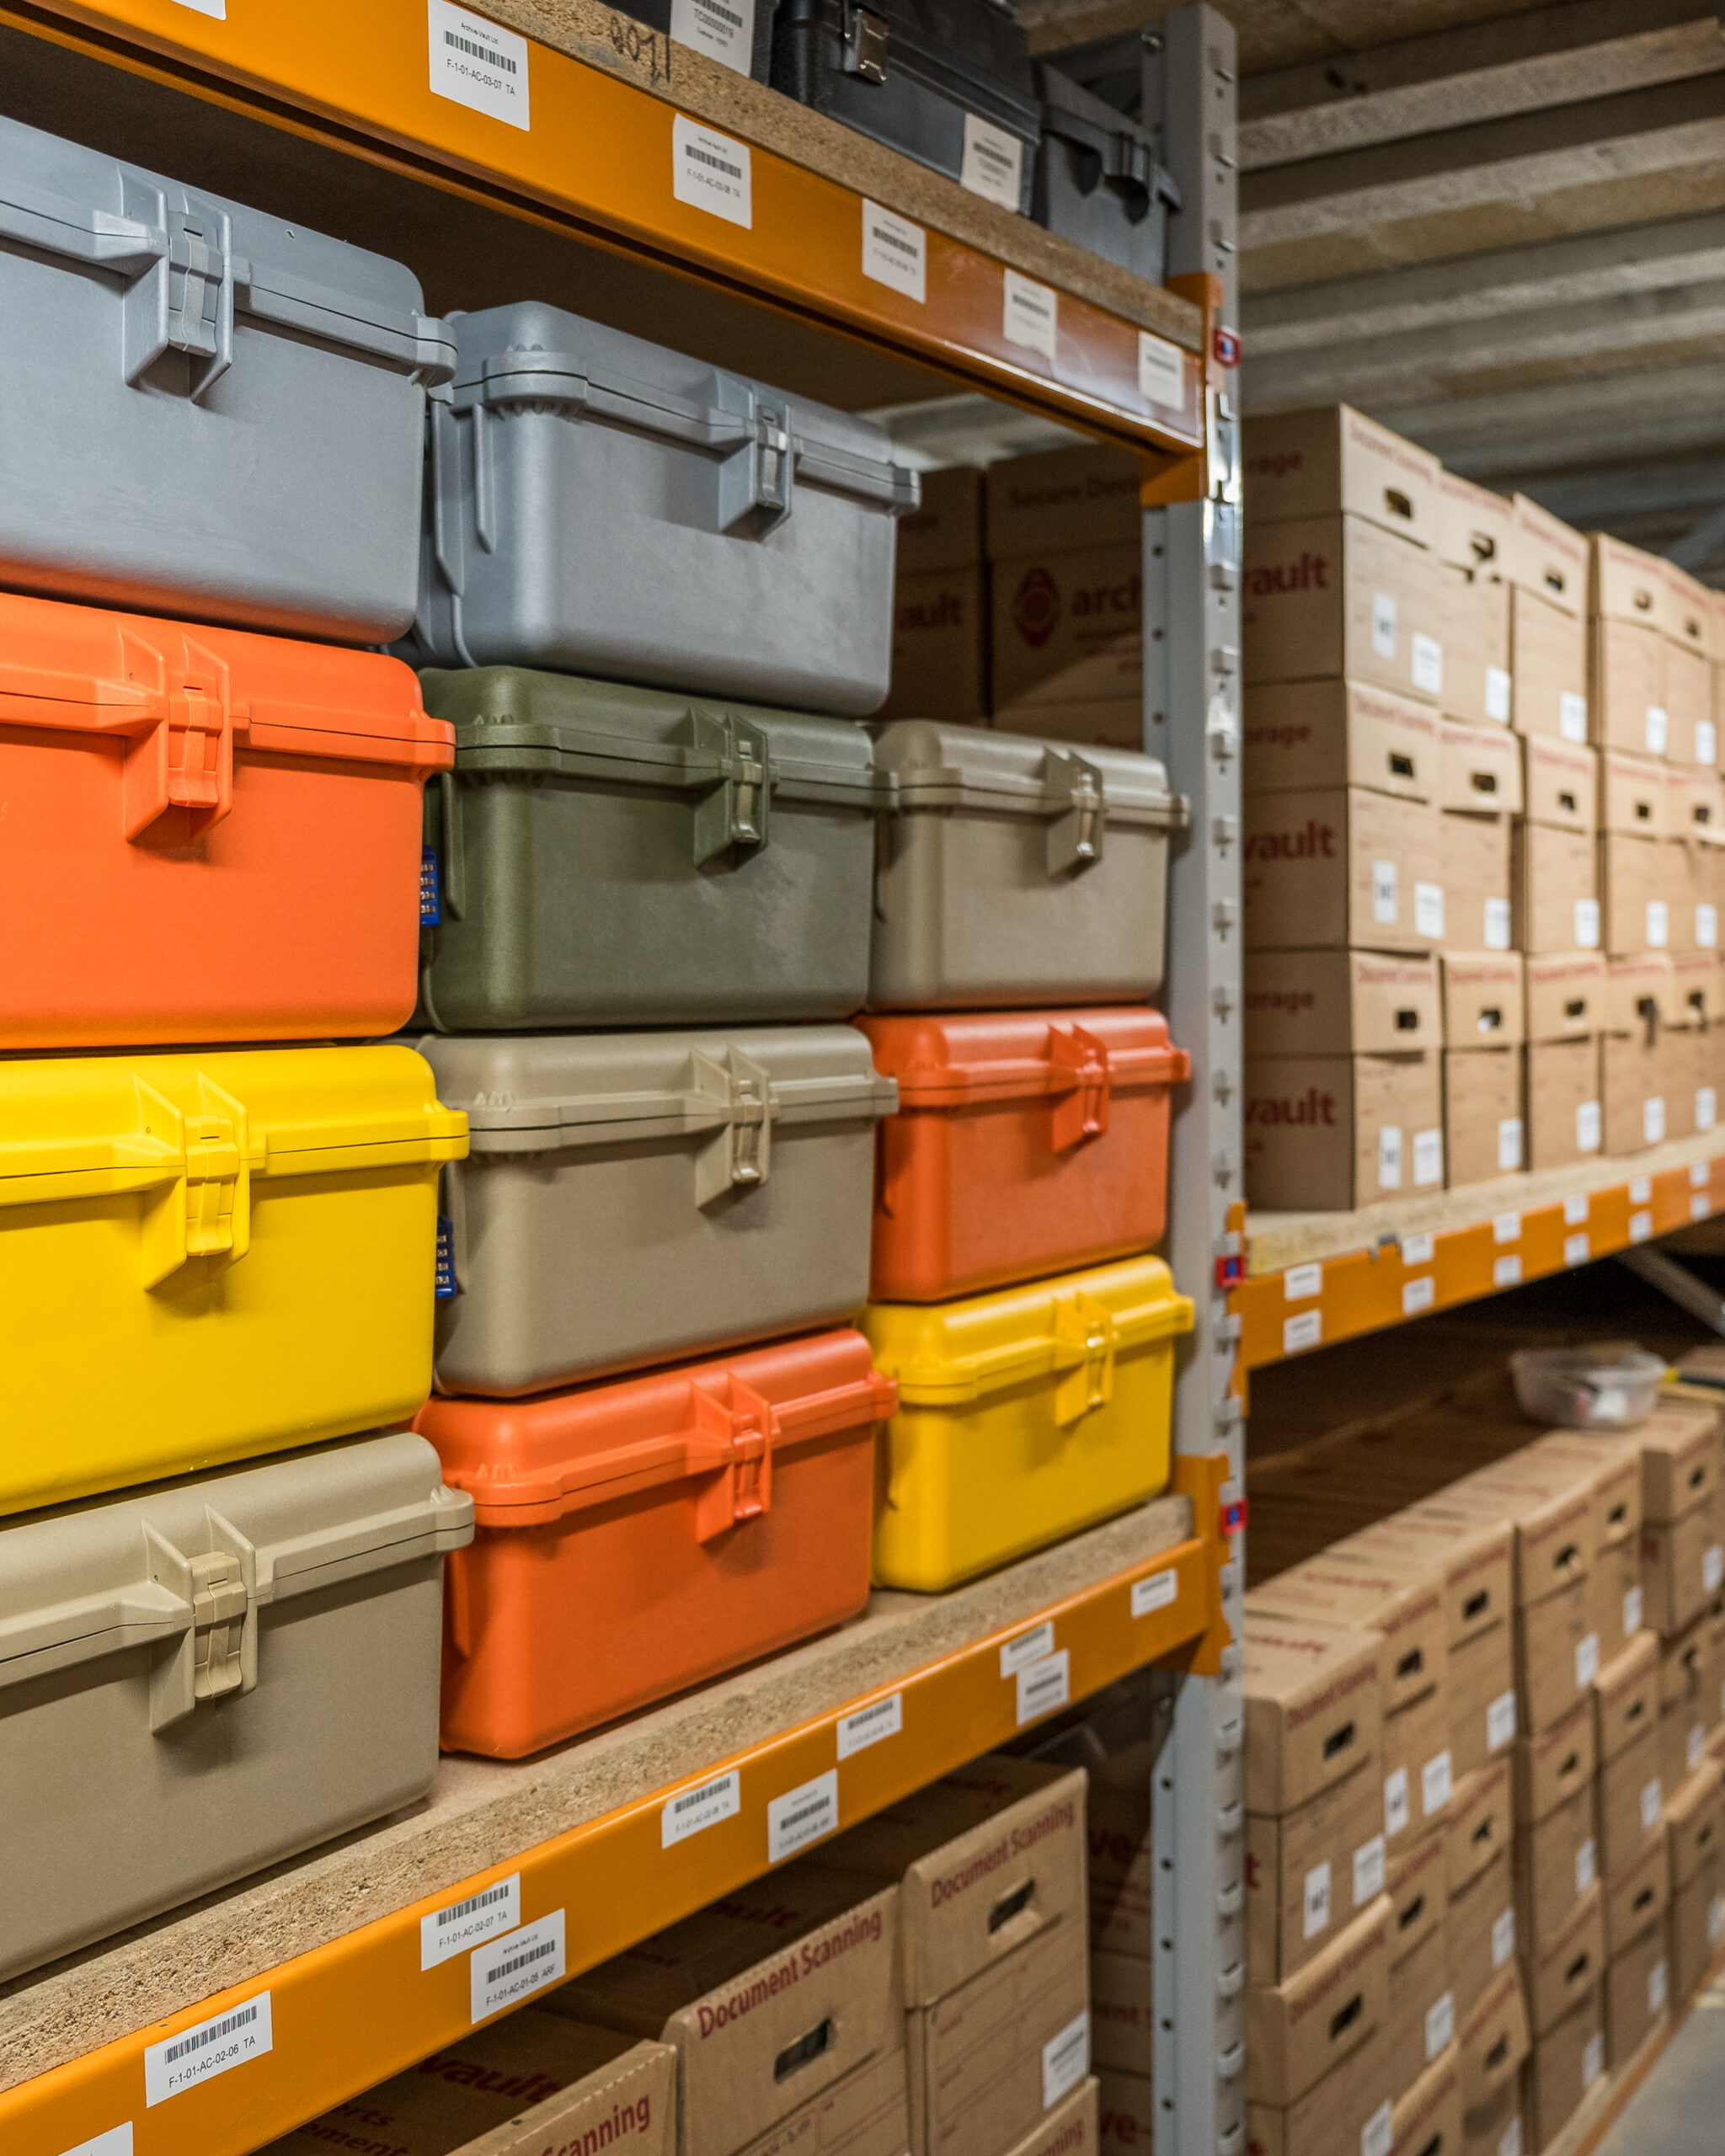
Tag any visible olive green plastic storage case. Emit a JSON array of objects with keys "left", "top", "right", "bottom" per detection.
[
  {"left": 418, "top": 670, "right": 893, "bottom": 1030},
  {"left": 0, "top": 1431, "right": 473, "bottom": 1983}
]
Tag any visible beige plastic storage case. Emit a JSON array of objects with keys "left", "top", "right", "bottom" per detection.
[
  {"left": 0, "top": 1431, "right": 473, "bottom": 1983},
  {"left": 868, "top": 722, "right": 1187, "bottom": 1009}
]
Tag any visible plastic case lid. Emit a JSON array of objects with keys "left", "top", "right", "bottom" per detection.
[
  {"left": 859, "top": 1006, "right": 1188, "bottom": 1108},
  {"left": 421, "top": 1026, "right": 898, "bottom": 1158},
  {"left": 865, "top": 1253, "right": 1194, "bottom": 1406},
  {"left": 417, "top": 1328, "right": 895, "bottom": 1528},
  {"left": 0, "top": 1431, "right": 473, "bottom": 1700},
  {"left": 872, "top": 720, "right": 1186, "bottom": 825}
]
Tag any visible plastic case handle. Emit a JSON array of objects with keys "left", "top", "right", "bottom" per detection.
[
  {"left": 689, "top": 1377, "right": 778, "bottom": 1541},
  {"left": 1048, "top": 1023, "right": 1111, "bottom": 1150}
]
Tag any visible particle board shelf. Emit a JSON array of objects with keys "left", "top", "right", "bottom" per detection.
[
  {"left": 15, "top": 0, "right": 1210, "bottom": 456},
  {"left": 0, "top": 1487, "right": 1218, "bottom": 2156},
  {"left": 1231, "top": 1131, "right": 1725, "bottom": 1374}
]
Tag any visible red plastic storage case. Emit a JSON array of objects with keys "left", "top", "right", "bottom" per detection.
[
  {"left": 417, "top": 1329, "right": 896, "bottom": 1758},
  {"left": 0, "top": 591, "right": 452, "bottom": 1046},
  {"left": 858, "top": 1006, "right": 1189, "bottom": 1301}
]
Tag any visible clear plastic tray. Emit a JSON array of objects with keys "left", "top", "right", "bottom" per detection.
[{"left": 1509, "top": 1343, "right": 1668, "bottom": 1430}]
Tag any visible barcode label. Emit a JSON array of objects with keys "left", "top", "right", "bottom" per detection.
[
  {"left": 1284, "top": 1309, "right": 1322, "bottom": 1354},
  {"left": 1132, "top": 1569, "right": 1178, "bottom": 1619},
  {"left": 662, "top": 1769, "right": 741, "bottom": 1848},
  {"left": 144, "top": 1995, "right": 272, "bottom": 2106},
  {"left": 421, "top": 1873, "right": 519, "bottom": 1967},
  {"left": 1042, "top": 2011, "right": 1090, "bottom": 2107},
  {"left": 1564, "top": 1230, "right": 1591, "bottom": 1267},
  {"left": 670, "top": 0, "right": 756, "bottom": 68},
  {"left": 1284, "top": 1262, "right": 1322, "bottom": 1302},
  {"left": 862, "top": 201, "right": 926, "bottom": 302},
  {"left": 1493, "top": 1255, "right": 1521, "bottom": 1289},
  {"left": 837, "top": 1693, "right": 903, "bottom": 1760},
  {"left": 174, "top": 0, "right": 226, "bottom": 16},
  {"left": 672, "top": 115, "right": 752, "bottom": 226},
  {"left": 429, "top": 3, "right": 530, "bottom": 127},
  {"left": 471, "top": 1911, "right": 565, "bottom": 2021},
  {"left": 961, "top": 112, "right": 1025, "bottom": 209},
  {"left": 769, "top": 1771, "right": 839, "bottom": 1862},
  {"left": 1138, "top": 332, "right": 1184, "bottom": 410},
  {"left": 1003, "top": 270, "right": 1057, "bottom": 364},
  {"left": 1403, "top": 1275, "right": 1434, "bottom": 1316},
  {"left": 1001, "top": 1622, "right": 1055, "bottom": 1678},
  {"left": 1017, "top": 1650, "right": 1071, "bottom": 1726},
  {"left": 61, "top": 2132, "right": 134, "bottom": 2156}
]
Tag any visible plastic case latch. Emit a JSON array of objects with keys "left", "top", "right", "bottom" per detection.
[
  {"left": 1053, "top": 1293, "right": 1117, "bottom": 1426},
  {"left": 692, "top": 1046, "right": 775, "bottom": 1206},
  {"left": 1043, "top": 749, "right": 1106, "bottom": 877},
  {"left": 691, "top": 1378, "right": 778, "bottom": 1540},
  {"left": 683, "top": 708, "right": 773, "bottom": 867},
  {"left": 1048, "top": 1023, "right": 1111, "bottom": 1151},
  {"left": 841, "top": 2, "right": 889, "bottom": 83}
]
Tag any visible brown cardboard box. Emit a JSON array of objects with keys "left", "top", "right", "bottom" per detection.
[
  {"left": 1389, "top": 1826, "right": 1447, "bottom": 1958},
  {"left": 1439, "top": 471, "right": 1514, "bottom": 578},
  {"left": 1386, "top": 1685, "right": 1457, "bottom": 1852},
  {"left": 1589, "top": 1544, "right": 1646, "bottom": 1660},
  {"left": 1513, "top": 1581, "right": 1594, "bottom": 1737},
  {"left": 882, "top": 565, "right": 990, "bottom": 723},
  {"left": 1449, "top": 1625, "right": 1518, "bottom": 1780},
  {"left": 996, "top": 2080, "right": 1097, "bottom": 2156},
  {"left": 1457, "top": 1963, "right": 1530, "bottom": 2116},
  {"left": 1665, "top": 1022, "right": 1722, "bottom": 1142},
  {"left": 1440, "top": 716, "right": 1522, "bottom": 814},
  {"left": 1247, "top": 1895, "right": 1392, "bottom": 2106},
  {"left": 1247, "top": 1562, "right": 1448, "bottom": 1718},
  {"left": 1523, "top": 1038, "right": 1602, "bottom": 1170},
  {"left": 1245, "top": 406, "right": 1441, "bottom": 546},
  {"left": 1440, "top": 817, "right": 1514, "bottom": 955},
  {"left": 1387, "top": 1909, "right": 1455, "bottom": 2100},
  {"left": 1659, "top": 556, "right": 1715, "bottom": 660},
  {"left": 1639, "top": 1401, "right": 1722, "bottom": 1524},
  {"left": 1659, "top": 1617, "right": 1722, "bottom": 1791},
  {"left": 1590, "top": 621, "right": 1668, "bottom": 759},
  {"left": 1245, "top": 2027, "right": 1397, "bottom": 2156},
  {"left": 1511, "top": 499, "right": 1587, "bottom": 618},
  {"left": 1671, "top": 946, "right": 1722, "bottom": 1022},
  {"left": 1604, "top": 1925, "right": 1669, "bottom": 2064},
  {"left": 1512, "top": 1699, "right": 1594, "bottom": 1825},
  {"left": 1599, "top": 831, "right": 1669, "bottom": 957},
  {"left": 1604, "top": 949, "right": 1679, "bottom": 1030},
  {"left": 1664, "top": 1705, "right": 1714, "bottom": 1822},
  {"left": 1243, "top": 515, "right": 1443, "bottom": 702},
  {"left": 899, "top": 467, "right": 985, "bottom": 577},
  {"left": 1593, "top": 1632, "right": 1659, "bottom": 1765},
  {"left": 1509, "top": 588, "right": 1589, "bottom": 747},
  {"left": 1433, "top": 1465, "right": 1596, "bottom": 1610},
  {"left": 1247, "top": 1760, "right": 1390, "bottom": 1982},
  {"left": 259, "top": 2018, "right": 676, "bottom": 2156},
  {"left": 1593, "top": 534, "right": 1669, "bottom": 635},
  {"left": 1245, "top": 950, "right": 1442, "bottom": 1057},
  {"left": 1245, "top": 679, "right": 1441, "bottom": 799},
  {"left": 1522, "top": 1884, "right": 1604, "bottom": 2040},
  {"left": 1664, "top": 641, "right": 1715, "bottom": 767},
  {"left": 1642, "top": 1497, "right": 1723, "bottom": 1636},
  {"left": 1439, "top": 568, "right": 1514, "bottom": 732},
  {"left": 1602, "top": 1833, "right": 1668, "bottom": 1960},
  {"left": 991, "top": 542, "right": 1140, "bottom": 714},
  {"left": 906, "top": 1919, "right": 1089, "bottom": 2156},
  {"left": 1244, "top": 788, "right": 1444, "bottom": 953},
  {"left": 1599, "top": 750, "right": 1667, "bottom": 839},
  {"left": 985, "top": 446, "right": 1139, "bottom": 559},
  {"left": 1443, "top": 1047, "right": 1524, "bottom": 1185},
  {"left": 1391, "top": 2042, "right": 1463, "bottom": 2156},
  {"left": 735, "top": 2047, "right": 911, "bottom": 2156},
  {"left": 1664, "top": 764, "right": 1725, "bottom": 842},
  {"left": 1598, "top": 1721, "right": 1664, "bottom": 1884},
  {"left": 1459, "top": 2079, "right": 1521, "bottom": 2156},
  {"left": 1511, "top": 823, "right": 1599, "bottom": 956},
  {"left": 1446, "top": 1763, "right": 1514, "bottom": 1898},
  {"left": 1090, "top": 1949, "right": 1151, "bottom": 2076},
  {"left": 1339, "top": 1518, "right": 1514, "bottom": 1652},
  {"left": 1669, "top": 1849, "right": 1725, "bottom": 2004},
  {"left": 1522, "top": 738, "right": 1597, "bottom": 832},
  {"left": 1245, "top": 1616, "right": 1386, "bottom": 1816},
  {"left": 1450, "top": 1849, "right": 1516, "bottom": 2022},
  {"left": 1087, "top": 1782, "right": 1151, "bottom": 1959},
  {"left": 1095, "top": 2069, "right": 1151, "bottom": 2156},
  {"left": 554, "top": 1866, "right": 902, "bottom": 2156},
  {"left": 1245, "top": 1053, "right": 1444, "bottom": 1210},
  {"left": 1667, "top": 1757, "right": 1725, "bottom": 1890},
  {"left": 1522, "top": 1983, "right": 1604, "bottom": 2152},
  {"left": 1525, "top": 953, "right": 1607, "bottom": 1039},
  {"left": 1599, "top": 1027, "right": 1669, "bottom": 1153},
  {"left": 1513, "top": 1786, "right": 1597, "bottom": 1954},
  {"left": 991, "top": 701, "right": 1142, "bottom": 752},
  {"left": 1528, "top": 1434, "right": 1642, "bottom": 1556}
]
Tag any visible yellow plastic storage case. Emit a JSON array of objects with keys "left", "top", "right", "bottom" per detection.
[
  {"left": 862, "top": 1253, "right": 1194, "bottom": 1590},
  {"left": 0, "top": 1044, "right": 466, "bottom": 1514}
]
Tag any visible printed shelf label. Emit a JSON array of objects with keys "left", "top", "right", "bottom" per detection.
[
  {"left": 1403, "top": 1275, "right": 1435, "bottom": 1316},
  {"left": 1284, "top": 1262, "right": 1322, "bottom": 1302},
  {"left": 1132, "top": 1569, "right": 1178, "bottom": 1619},
  {"left": 144, "top": 1994, "right": 272, "bottom": 2108},
  {"left": 662, "top": 1769, "right": 741, "bottom": 1848},
  {"left": 174, "top": 0, "right": 226, "bottom": 14},
  {"left": 673, "top": 115, "right": 752, "bottom": 227},
  {"left": 862, "top": 201, "right": 927, "bottom": 302},
  {"left": 1493, "top": 1255, "right": 1522, "bottom": 1289},
  {"left": 1284, "top": 1310, "right": 1322, "bottom": 1354},
  {"left": 429, "top": 3, "right": 530, "bottom": 128},
  {"left": 1001, "top": 1621, "right": 1055, "bottom": 1678},
  {"left": 1401, "top": 1231, "right": 1434, "bottom": 1266},
  {"left": 61, "top": 2133, "right": 133, "bottom": 2156},
  {"left": 670, "top": 0, "right": 756, "bottom": 72},
  {"left": 962, "top": 114, "right": 1024, "bottom": 209},
  {"left": 1138, "top": 332, "right": 1185, "bottom": 409},
  {"left": 1002, "top": 270, "right": 1058, "bottom": 364},
  {"left": 837, "top": 1693, "right": 903, "bottom": 1760},
  {"left": 422, "top": 1873, "right": 520, "bottom": 1968},
  {"left": 1016, "top": 1649, "right": 1071, "bottom": 1726},
  {"left": 769, "top": 1770, "right": 839, "bottom": 1861},
  {"left": 471, "top": 1911, "right": 565, "bottom": 2021}
]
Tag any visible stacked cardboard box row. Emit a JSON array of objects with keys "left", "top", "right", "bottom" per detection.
[
  {"left": 1239, "top": 406, "right": 1725, "bottom": 1210},
  {"left": 1242, "top": 1366, "right": 1725, "bottom": 2153}
]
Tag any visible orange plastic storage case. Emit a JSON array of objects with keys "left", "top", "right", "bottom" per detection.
[
  {"left": 0, "top": 592, "right": 452, "bottom": 1046},
  {"left": 417, "top": 1329, "right": 895, "bottom": 1757},
  {"left": 859, "top": 1007, "right": 1188, "bottom": 1300}
]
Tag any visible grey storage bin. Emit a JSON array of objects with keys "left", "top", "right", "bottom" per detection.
[
  {"left": 426, "top": 1027, "right": 898, "bottom": 1396},
  {"left": 1033, "top": 65, "right": 1179, "bottom": 281},
  {"left": 0, "top": 114, "right": 453, "bottom": 642},
  {"left": 418, "top": 668, "right": 893, "bottom": 1030},
  {"left": 0, "top": 1432, "right": 473, "bottom": 1983},
  {"left": 404, "top": 302, "right": 919, "bottom": 716},
  {"left": 868, "top": 720, "right": 1187, "bottom": 1009}
]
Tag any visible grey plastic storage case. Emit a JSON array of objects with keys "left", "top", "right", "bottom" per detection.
[
  {"left": 418, "top": 669, "right": 892, "bottom": 1030},
  {"left": 0, "top": 1432, "right": 473, "bottom": 1983},
  {"left": 868, "top": 720, "right": 1187, "bottom": 1008},
  {"left": 1033, "top": 63, "right": 1179, "bottom": 281},
  {"left": 427, "top": 1027, "right": 897, "bottom": 1396},
  {"left": 0, "top": 114, "right": 453, "bottom": 641},
  {"left": 406, "top": 301, "right": 919, "bottom": 716}
]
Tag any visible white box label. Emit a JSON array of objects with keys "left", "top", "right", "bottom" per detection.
[
  {"left": 1385, "top": 1768, "right": 1410, "bottom": 1838},
  {"left": 1132, "top": 1569, "right": 1179, "bottom": 1618},
  {"left": 1493, "top": 1255, "right": 1523, "bottom": 1289},
  {"left": 1706, "top": 1544, "right": 1724, "bottom": 1593},
  {"left": 1402, "top": 1231, "right": 1434, "bottom": 1265},
  {"left": 1642, "top": 1775, "right": 1664, "bottom": 1831},
  {"left": 1577, "top": 1838, "right": 1597, "bottom": 1892},
  {"left": 1625, "top": 1583, "right": 1644, "bottom": 1635},
  {"left": 1425, "top": 1990, "right": 1455, "bottom": 2060},
  {"left": 1379, "top": 1126, "right": 1404, "bottom": 1191},
  {"left": 663, "top": 1769, "right": 741, "bottom": 1847},
  {"left": 1646, "top": 705, "right": 1669, "bottom": 755},
  {"left": 1415, "top": 881, "right": 1445, "bottom": 938},
  {"left": 61, "top": 2133, "right": 134, "bottom": 2156},
  {"left": 1002, "top": 270, "right": 1058, "bottom": 362},
  {"left": 670, "top": 0, "right": 755, "bottom": 70},
  {"left": 1485, "top": 666, "right": 1512, "bottom": 723},
  {"left": 1699, "top": 1088, "right": 1718, "bottom": 1134},
  {"left": 1001, "top": 1622, "right": 1055, "bottom": 1678},
  {"left": 1413, "top": 1129, "right": 1444, "bottom": 1187},
  {"left": 1576, "top": 897, "right": 1600, "bottom": 947},
  {"left": 1284, "top": 1262, "right": 1322, "bottom": 1302},
  {"left": 1711, "top": 1894, "right": 1725, "bottom": 1946},
  {"left": 1138, "top": 332, "right": 1185, "bottom": 409},
  {"left": 1690, "top": 1724, "right": 1705, "bottom": 1772},
  {"left": 1643, "top": 1093, "right": 1665, "bottom": 1145},
  {"left": 769, "top": 1770, "right": 839, "bottom": 1861},
  {"left": 1403, "top": 1275, "right": 1435, "bottom": 1316},
  {"left": 1497, "top": 1117, "right": 1524, "bottom": 1171},
  {"left": 1371, "top": 858, "right": 1398, "bottom": 924},
  {"left": 837, "top": 1694, "right": 903, "bottom": 1760},
  {"left": 1649, "top": 1957, "right": 1669, "bottom": 2013},
  {"left": 1578, "top": 1101, "right": 1602, "bottom": 1152},
  {"left": 1492, "top": 1907, "right": 1516, "bottom": 1967},
  {"left": 861, "top": 201, "right": 926, "bottom": 302},
  {"left": 429, "top": 3, "right": 530, "bottom": 128},
  {"left": 1700, "top": 719, "right": 1718, "bottom": 764},
  {"left": 1361, "top": 2100, "right": 1394, "bottom": 2156},
  {"left": 1412, "top": 632, "right": 1444, "bottom": 696},
  {"left": 421, "top": 1874, "right": 521, "bottom": 1968},
  {"left": 471, "top": 1912, "right": 564, "bottom": 2021},
  {"left": 1371, "top": 590, "right": 1397, "bottom": 659},
  {"left": 1043, "top": 2011, "right": 1090, "bottom": 2108},
  {"left": 1648, "top": 899, "right": 1670, "bottom": 948},
  {"left": 1583, "top": 2031, "right": 1604, "bottom": 2087},
  {"left": 1576, "top": 1634, "right": 1599, "bottom": 1689},
  {"left": 1284, "top": 1310, "right": 1323, "bottom": 1353},
  {"left": 1499, "top": 2119, "right": 1523, "bottom": 2156},
  {"left": 144, "top": 1994, "right": 272, "bottom": 2107},
  {"left": 1353, "top": 1834, "right": 1386, "bottom": 1905},
  {"left": 1560, "top": 692, "right": 1589, "bottom": 744},
  {"left": 1484, "top": 896, "right": 1512, "bottom": 950},
  {"left": 1017, "top": 1650, "right": 1071, "bottom": 1726},
  {"left": 961, "top": 112, "right": 1024, "bottom": 208},
  {"left": 1422, "top": 1749, "right": 1453, "bottom": 1817},
  {"left": 1699, "top": 905, "right": 1718, "bottom": 950},
  {"left": 673, "top": 115, "right": 752, "bottom": 226},
  {"left": 1487, "top": 1690, "right": 1517, "bottom": 1752},
  {"left": 1304, "top": 1859, "right": 1332, "bottom": 1938},
  {"left": 1565, "top": 1230, "right": 1592, "bottom": 1267}
]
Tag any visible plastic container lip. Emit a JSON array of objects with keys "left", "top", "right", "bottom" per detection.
[{"left": 1509, "top": 1343, "right": 1669, "bottom": 1430}]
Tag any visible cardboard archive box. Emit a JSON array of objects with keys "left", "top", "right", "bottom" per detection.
[
  {"left": 1246, "top": 951, "right": 1442, "bottom": 1059},
  {"left": 1642, "top": 1498, "right": 1724, "bottom": 1639},
  {"left": 1442, "top": 955, "right": 1524, "bottom": 1048},
  {"left": 735, "top": 2049, "right": 913, "bottom": 2156},
  {"left": 1520, "top": 1882, "right": 1603, "bottom": 2039},
  {"left": 1244, "top": 514, "right": 1442, "bottom": 703},
  {"left": 1391, "top": 2044, "right": 1463, "bottom": 2156},
  {"left": 1440, "top": 563, "right": 1514, "bottom": 731},
  {"left": 1443, "top": 1046, "right": 1523, "bottom": 1187},
  {"left": 1450, "top": 1845, "right": 1516, "bottom": 2021},
  {"left": 1668, "top": 1849, "right": 1724, "bottom": 2004},
  {"left": 1457, "top": 1961, "right": 1530, "bottom": 2116},
  {"left": 1512, "top": 822, "right": 1599, "bottom": 956},
  {"left": 1511, "top": 1582, "right": 1594, "bottom": 1737},
  {"left": 1441, "top": 817, "right": 1514, "bottom": 954},
  {"left": 1448, "top": 1764, "right": 1514, "bottom": 1903},
  {"left": 1591, "top": 536, "right": 1675, "bottom": 760},
  {"left": 1245, "top": 679, "right": 1440, "bottom": 800},
  {"left": 1244, "top": 2026, "right": 1397, "bottom": 2156},
  {"left": 1597, "top": 1721, "right": 1664, "bottom": 1885},
  {"left": 1509, "top": 499, "right": 1589, "bottom": 749},
  {"left": 1244, "top": 1051, "right": 1443, "bottom": 1210},
  {"left": 1090, "top": 1951, "right": 1151, "bottom": 2079},
  {"left": 1438, "top": 470, "right": 1514, "bottom": 584},
  {"left": 1513, "top": 1785, "right": 1598, "bottom": 1958},
  {"left": 1660, "top": 1616, "right": 1724, "bottom": 1793},
  {"left": 1247, "top": 1896, "right": 1394, "bottom": 2107},
  {"left": 1521, "top": 1983, "right": 1604, "bottom": 2153},
  {"left": 881, "top": 467, "right": 988, "bottom": 725},
  {"left": 1244, "top": 406, "right": 1441, "bottom": 548},
  {"left": 1386, "top": 1886, "right": 1455, "bottom": 2103},
  {"left": 1590, "top": 1543, "right": 1646, "bottom": 1662},
  {"left": 1523, "top": 737, "right": 1596, "bottom": 832},
  {"left": 1522, "top": 1035, "right": 1601, "bottom": 1171},
  {"left": 1666, "top": 1756, "right": 1725, "bottom": 1893},
  {"left": 1598, "top": 831, "right": 1669, "bottom": 958},
  {"left": 1512, "top": 1700, "right": 1594, "bottom": 1827},
  {"left": 1602, "top": 1833, "right": 1668, "bottom": 1961},
  {"left": 1659, "top": 555, "right": 1717, "bottom": 766},
  {"left": 1460, "top": 2079, "right": 1521, "bottom": 2156},
  {"left": 1599, "top": 953, "right": 1674, "bottom": 1151},
  {"left": 1095, "top": 2068, "right": 1152, "bottom": 2154},
  {"left": 1385, "top": 1683, "right": 1459, "bottom": 1861},
  {"left": 1245, "top": 1616, "right": 1386, "bottom": 1817},
  {"left": 1244, "top": 788, "right": 1443, "bottom": 953},
  {"left": 1594, "top": 1630, "right": 1658, "bottom": 1767},
  {"left": 1603, "top": 1920, "right": 1669, "bottom": 2065},
  {"left": 1450, "top": 1625, "right": 1517, "bottom": 1783},
  {"left": 1442, "top": 715, "right": 1523, "bottom": 814}
]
